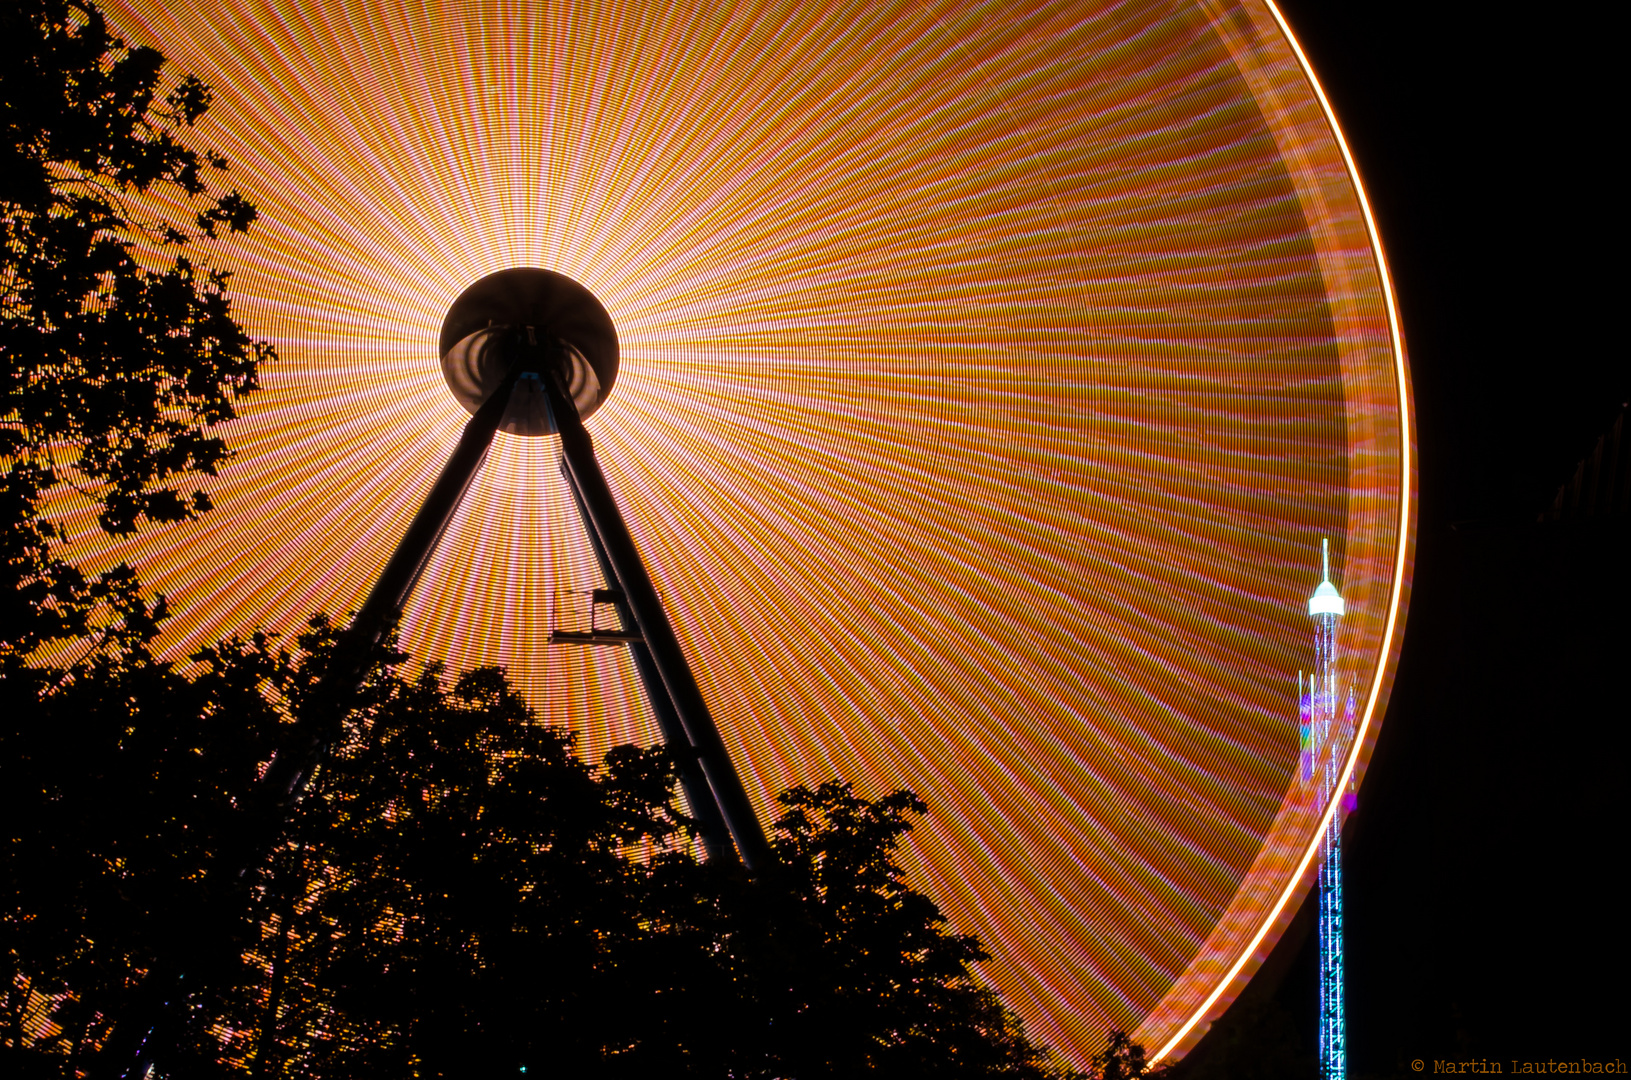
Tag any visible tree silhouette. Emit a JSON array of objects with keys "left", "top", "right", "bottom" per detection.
[
  {"left": 1, "top": 0, "right": 268, "bottom": 669},
  {"left": 216, "top": 633, "right": 1079, "bottom": 1078},
  {"left": 233, "top": 622, "right": 706, "bottom": 1078},
  {"left": 752, "top": 782, "right": 1067, "bottom": 1078},
  {"left": 6, "top": 610, "right": 1085, "bottom": 1077},
  {"left": 1089, "top": 1030, "right": 1170, "bottom": 1080},
  {"left": 1, "top": 3, "right": 272, "bottom": 1074},
  {"left": 1, "top": 631, "right": 288, "bottom": 1075}
]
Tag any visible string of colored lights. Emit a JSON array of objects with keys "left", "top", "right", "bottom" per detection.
[{"left": 56, "top": 0, "right": 1415, "bottom": 1064}]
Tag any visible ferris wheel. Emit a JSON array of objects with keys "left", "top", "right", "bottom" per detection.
[{"left": 90, "top": 0, "right": 1413, "bottom": 1064}]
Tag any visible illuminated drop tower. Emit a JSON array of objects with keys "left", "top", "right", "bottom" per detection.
[{"left": 1304, "top": 538, "right": 1349, "bottom": 1080}]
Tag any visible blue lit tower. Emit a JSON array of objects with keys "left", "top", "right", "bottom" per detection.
[{"left": 1306, "top": 537, "right": 1346, "bottom": 1080}]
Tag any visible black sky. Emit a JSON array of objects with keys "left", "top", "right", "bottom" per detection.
[
  {"left": 1276, "top": 0, "right": 1624, "bottom": 518},
  {"left": 1171, "top": 3, "right": 1628, "bottom": 1074}
]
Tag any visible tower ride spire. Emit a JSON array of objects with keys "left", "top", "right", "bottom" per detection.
[{"left": 1305, "top": 538, "right": 1346, "bottom": 1080}]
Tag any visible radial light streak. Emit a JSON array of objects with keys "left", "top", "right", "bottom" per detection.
[{"left": 63, "top": 0, "right": 1415, "bottom": 1064}]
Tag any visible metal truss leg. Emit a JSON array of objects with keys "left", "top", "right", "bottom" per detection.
[
  {"left": 544, "top": 372, "right": 773, "bottom": 873},
  {"left": 560, "top": 474, "right": 737, "bottom": 863}
]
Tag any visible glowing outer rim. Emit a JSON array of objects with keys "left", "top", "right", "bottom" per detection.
[{"left": 1153, "top": 0, "right": 1412, "bottom": 1060}]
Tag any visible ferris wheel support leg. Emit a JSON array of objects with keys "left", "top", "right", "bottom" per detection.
[
  {"left": 545, "top": 376, "right": 774, "bottom": 874},
  {"left": 561, "top": 473, "right": 737, "bottom": 863},
  {"left": 255, "top": 361, "right": 523, "bottom": 816}
]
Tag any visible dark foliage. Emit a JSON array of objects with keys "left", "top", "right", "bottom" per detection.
[
  {"left": 0, "top": 1, "right": 270, "bottom": 1070},
  {"left": 4, "top": 621, "right": 1080, "bottom": 1077},
  {"left": 0, "top": 0, "right": 269, "bottom": 667},
  {"left": 1087, "top": 1030, "right": 1169, "bottom": 1080},
  {"left": 753, "top": 782, "right": 1063, "bottom": 1078},
  {"left": 227, "top": 636, "right": 1079, "bottom": 1077},
  {"left": 239, "top": 624, "right": 708, "bottom": 1078},
  {"left": 0, "top": 629, "right": 290, "bottom": 1075}
]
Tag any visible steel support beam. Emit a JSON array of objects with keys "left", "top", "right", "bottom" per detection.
[
  {"left": 560, "top": 476, "right": 737, "bottom": 864},
  {"left": 543, "top": 369, "right": 774, "bottom": 873},
  {"left": 253, "top": 360, "right": 521, "bottom": 816}
]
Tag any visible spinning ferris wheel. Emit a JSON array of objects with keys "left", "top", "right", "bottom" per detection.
[{"left": 86, "top": 0, "right": 1412, "bottom": 1065}]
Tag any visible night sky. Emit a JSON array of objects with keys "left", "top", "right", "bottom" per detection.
[{"left": 1177, "top": 3, "right": 1628, "bottom": 1073}]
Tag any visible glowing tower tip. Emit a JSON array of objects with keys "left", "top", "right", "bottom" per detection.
[{"left": 1308, "top": 538, "right": 1345, "bottom": 617}]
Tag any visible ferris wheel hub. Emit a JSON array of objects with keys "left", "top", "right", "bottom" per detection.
[{"left": 439, "top": 267, "right": 619, "bottom": 435}]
